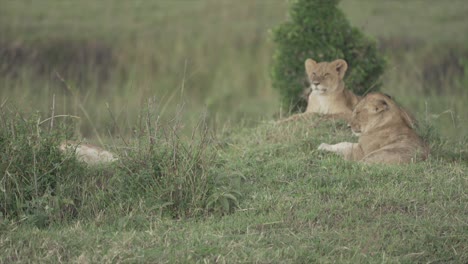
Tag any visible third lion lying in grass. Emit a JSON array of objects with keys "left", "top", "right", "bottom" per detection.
[
  {"left": 60, "top": 140, "right": 118, "bottom": 165},
  {"left": 318, "top": 92, "right": 429, "bottom": 164}
]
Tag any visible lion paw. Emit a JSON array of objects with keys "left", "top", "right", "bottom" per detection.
[{"left": 318, "top": 143, "right": 331, "bottom": 151}]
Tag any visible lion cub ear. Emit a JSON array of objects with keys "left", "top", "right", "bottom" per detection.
[
  {"left": 305, "top": 59, "right": 317, "bottom": 76},
  {"left": 374, "top": 99, "right": 389, "bottom": 113},
  {"left": 331, "top": 59, "right": 348, "bottom": 79}
]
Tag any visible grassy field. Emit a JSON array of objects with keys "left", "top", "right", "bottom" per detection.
[{"left": 1, "top": 0, "right": 467, "bottom": 262}]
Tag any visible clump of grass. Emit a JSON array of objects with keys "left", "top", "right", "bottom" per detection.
[
  {"left": 0, "top": 102, "right": 244, "bottom": 227},
  {"left": 0, "top": 106, "right": 85, "bottom": 226},
  {"left": 109, "top": 104, "right": 243, "bottom": 218}
]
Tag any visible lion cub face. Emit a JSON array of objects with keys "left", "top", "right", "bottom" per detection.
[
  {"left": 350, "top": 93, "right": 399, "bottom": 136},
  {"left": 305, "top": 59, "right": 348, "bottom": 95}
]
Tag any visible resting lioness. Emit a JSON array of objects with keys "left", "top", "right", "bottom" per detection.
[
  {"left": 279, "top": 58, "right": 360, "bottom": 123},
  {"left": 318, "top": 92, "right": 429, "bottom": 164},
  {"left": 60, "top": 140, "right": 118, "bottom": 165}
]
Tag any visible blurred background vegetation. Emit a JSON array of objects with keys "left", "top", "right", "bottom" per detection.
[{"left": 1, "top": 0, "right": 467, "bottom": 140}]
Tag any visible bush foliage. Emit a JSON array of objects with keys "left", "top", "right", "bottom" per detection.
[{"left": 271, "top": 0, "right": 385, "bottom": 112}]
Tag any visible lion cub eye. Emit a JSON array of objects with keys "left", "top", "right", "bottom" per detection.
[
  {"left": 324, "top": 73, "right": 330, "bottom": 77},
  {"left": 312, "top": 72, "right": 316, "bottom": 76}
]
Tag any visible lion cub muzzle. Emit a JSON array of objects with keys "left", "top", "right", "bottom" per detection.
[{"left": 311, "top": 82, "right": 327, "bottom": 94}]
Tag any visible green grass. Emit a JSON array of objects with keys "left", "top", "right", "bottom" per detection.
[
  {"left": 1, "top": 118, "right": 467, "bottom": 262},
  {"left": 0, "top": 0, "right": 467, "bottom": 262}
]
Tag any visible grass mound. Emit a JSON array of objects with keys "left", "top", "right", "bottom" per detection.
[
  {"left": 1, "top": 110, "right": 466, "bottom": 262},
  {"left": 0, "top": 1, "right": 466, "bottom": 262}
]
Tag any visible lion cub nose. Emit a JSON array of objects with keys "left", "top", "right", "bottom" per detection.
[{"left": 313, "top": 81, "right": 320, "bottom": 86}]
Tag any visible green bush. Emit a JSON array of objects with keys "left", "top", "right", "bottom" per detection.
[{"left": 271, "top": 0, "right": 385, "bottom": 112}]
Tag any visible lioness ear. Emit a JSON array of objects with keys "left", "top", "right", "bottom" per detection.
[
  {"left": 305, "top": 59, "right": 317, "bottom": 76},
  {"left": 331, "top": 59, "right": 348, "bottom": 79},
  {"left": 383, "top": 93, "right": 393, "bottom": 99},
  {"left": 374, "top": 100, "right": 389, "bottom": 113}
]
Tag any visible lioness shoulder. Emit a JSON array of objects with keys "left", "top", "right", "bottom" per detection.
[{"left": 318, "top": 92, "right": 429, "bottom": 164}]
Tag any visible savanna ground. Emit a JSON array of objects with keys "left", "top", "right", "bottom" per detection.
[{"left": 0, "top": 0, "right": 467, "bottom": 263}]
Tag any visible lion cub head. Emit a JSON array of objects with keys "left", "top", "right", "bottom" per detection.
[
  {"left": 349, "top": 93, "right": 414, "bottom": 136},
  {"left": 305, "top": 59, "right": 348, "bottom": 95}
]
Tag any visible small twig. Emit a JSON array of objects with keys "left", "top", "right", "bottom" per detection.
[
  {"left": 425, "top": 101, "right": 428, "bottom": 123},
  {"left": 36, "top": 116, "right": 41, "bottom": 138},
  {"left": 10, "top": 119, "right": 16, "bottom": 139},
  {"left": 32, "top": 144, "right": 38, "bottom": 198},
  {"left": 0, "top": 98, "right": 8, "bottom": 108},
  {"left": 180, "top": 59, "right": 188, "bottom": 97},
  {"left": 106, "top": 102, "right": 129, "bottom": 146},
  {"left": 39, "top": 115, "right": 81, "bottom": 125},
  {"left": 50, "top": 93, "right": 56, "bottom": 131},
  {"left": 0, "top": 98, "right": 8, "bottom": 129},
  {"left": 146, "top": 99, "right": 154, "bottom": 153}
]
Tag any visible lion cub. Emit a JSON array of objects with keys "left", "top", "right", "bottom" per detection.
[
  {"left": 279, "top": 58, "right": 360, "bottom": 123},
  {"left": 318, "top": 93, "right": 429, "bottom": 164}
]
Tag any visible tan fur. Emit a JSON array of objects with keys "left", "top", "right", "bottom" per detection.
[
  {"left": 278, "top": 58, "right": 360, "bottom": 123},
  {"left": 60, "top": 140, "right": 118, "bottom": 165},
  {"left": 318, "top": 92, "right": 429, "bottom": 164}
]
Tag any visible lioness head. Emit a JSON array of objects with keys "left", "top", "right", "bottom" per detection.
[
  {"left": 305, "top": 59, "right": 348, "bottom": 95},
  {"left": 350, "top": 93, "right": 414, "bottom": 136}
]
